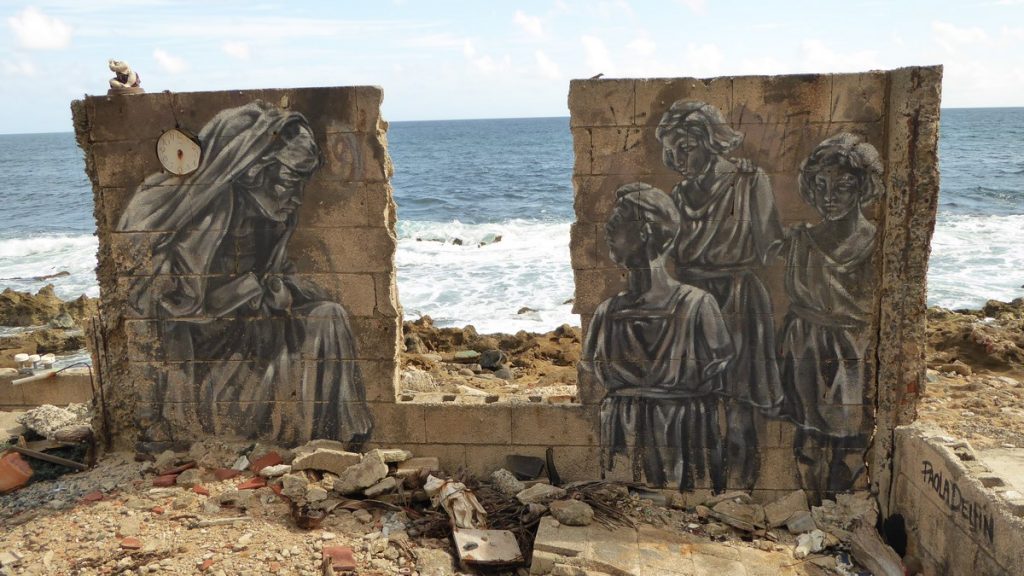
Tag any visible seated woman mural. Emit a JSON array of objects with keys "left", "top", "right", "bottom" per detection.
[
  {"left": 779, "top": 132, "right": 882, "bottom": 499},
  {"left": 655, "top": 100, "right": 785, "bottom": 490},
  {"left": 582, "top": 182, "right": 734, "bottom": 493},
  {"left": 118, "top": 101, "right": 373, "bottom": 447}
]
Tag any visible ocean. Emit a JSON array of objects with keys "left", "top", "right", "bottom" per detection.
[{"left": 0, "top": 110, "right": 1022, "bottom": 335}]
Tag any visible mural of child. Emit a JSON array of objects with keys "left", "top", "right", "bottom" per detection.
[
  {"left": 655, "top": 100, "right": 785, "bottom": 489},
  {"left": 582, "top": 182, "right": 734, "bottom": 492},
  {"left": 779, "top": 132, "right": 883, "bottom": 499}
]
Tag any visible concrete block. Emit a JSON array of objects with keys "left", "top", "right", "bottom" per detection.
[
  {"left": 568, "top": 79, "right": 636, "bottom": 127},
  {"left": 422, "top": 404, "right": 513, "bottom": 445}
]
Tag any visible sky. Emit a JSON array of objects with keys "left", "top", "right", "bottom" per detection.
[{"left": 1, "top": 0, "right": 1022, "bottom": 134}]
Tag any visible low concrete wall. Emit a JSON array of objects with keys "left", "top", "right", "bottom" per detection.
[
  {"left": 0, "top": 368, "right": 94, "bottom": 410},
  {"left": 889, "top": 424, "right": 1024, "bottom": 575}
]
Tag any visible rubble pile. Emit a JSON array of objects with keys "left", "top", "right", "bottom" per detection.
[{"left": 0, "top": 433, "right": 908, "bottom": 575}]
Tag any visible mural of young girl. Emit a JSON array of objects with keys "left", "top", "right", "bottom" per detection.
[
  {"left": 583, "top": 182, "right": 734, "bottom": 492},
  {"left": 655, "top": 100, "right": 785, "bottom": 489},
  {"left": 779, "top": 132, "right": 882, "bottom": 499}
]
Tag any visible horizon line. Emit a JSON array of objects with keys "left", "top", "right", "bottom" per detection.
[{"left": 2, "top": 106, "right": 1022, "bottom": 137}]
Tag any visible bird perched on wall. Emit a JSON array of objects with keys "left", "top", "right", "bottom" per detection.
[{"left": 590, "top": 73, "right": 604, "bottom": 79}]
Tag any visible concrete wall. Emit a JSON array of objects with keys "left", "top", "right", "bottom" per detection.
[
  {"left": 889, "top": 424, "right": 1024, "bottom": 575},
  {"left": 569, "top": 68, "right": 941, "bottom": 498},
  {"left": 73, "top": 87, "right": 400, "bottom": 449},
  {"left": 73, "top": 72, "right": 941, "bottom": 502}
]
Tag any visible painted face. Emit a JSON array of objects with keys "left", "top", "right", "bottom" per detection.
[
  {"left": 812, "top": 164, "right": 862, "bottom": 221},
  {"left": 605, "top": 204, "right": 646, "bottom": 267},
  {"left": 661, "top": 128, "right": 712, "bottom": 178},
  {"left": 246, "top": 163, "right": 307, "bottom": 222}
]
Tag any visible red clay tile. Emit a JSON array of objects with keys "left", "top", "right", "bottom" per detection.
[
  {"left": 120, "top": 537, "right": 142, "bottom": 550},
  {"left": 323, "top": 545, "right": 357, "bottom": 571},
  {"left": 236, "top": 477, "right": 266, "bottom": 490},
  {"left": 248, "top": 451, "right": 283, "bottom": 473},
  {"left": 214, "top": 468, "right": 242, "bottom": 481},
  {"left": 192, "top": 485, "right": 210, "bottom": 496},
  {"left": 152, "top": 474, "right": 178, "bottom": 487},
  {"left": 158, "top": 461, "right": 196, "bottom": 476},
  {"left": 200, "top": 558, "right": 215, "bottom": 571},
  {"left": 151, "top": 506, "right": 165, "bottom": 514},
  {"left": 82, "top": 491, "right": 104, "bottom": 502}
]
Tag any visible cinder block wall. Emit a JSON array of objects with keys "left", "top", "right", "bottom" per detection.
[
  {"left": 73, "top": 87, "right": 401, "bottom": 449},
  {"left": 889, "top": 424, "right": 1024, "bottom": 575},
  {"left": 569, "top": 67, "right": 941, "bottom": 499},
  {"left": 73, "top": 72, "right": 941, "bottom": 501}
]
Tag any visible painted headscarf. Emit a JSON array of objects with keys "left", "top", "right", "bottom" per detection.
[
  {"left": 117, "top": 101, "right": 321, "bottom": 318},
  {"left": 798, "top": 132, "right": 883, "bottom": 208}
]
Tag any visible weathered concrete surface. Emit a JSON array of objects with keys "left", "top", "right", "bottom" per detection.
[
  {"left": 72, "top": 87, "right": 400, "bottom": 449},
  {"left": 530, "top": 516, "right": 818, "bottom": 575},
  {"left": 0, "top": 368, "right": 93, "bottom": 411},
  {"left": 889, "top": 423, "right": 1024, "bottom": 575},
  {"left": 569, "top": 68, "right": 941, "bottom": 496}
]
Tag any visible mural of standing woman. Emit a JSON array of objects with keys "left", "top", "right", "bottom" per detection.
[
  {"left": 118, "top": 101, "right": 374, "bottom": 447},
  {"left": 779, "top": 133, "right": 882, "bottom": 499},
  {"left": 655, "top": 101, "right": 784, "bottom": 489},
  {"left": 583, "top": 182, "right": 734, "bottom": 492}
]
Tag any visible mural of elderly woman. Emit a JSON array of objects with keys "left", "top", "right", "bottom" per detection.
[
  {"left": 779, "top": 133, "right": 882, "bottom": 498},
  {"left": 583, "top": 182, "right": 734, "bottom": 493},
  {"left": 655, "top": 100, "right": 784, "bottom": 489},
  {"left": 118, "top": 101, "right": 373, "bottom": 447}
]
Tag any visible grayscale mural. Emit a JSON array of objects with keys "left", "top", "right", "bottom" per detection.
[
  {"left": 582, "top": 182, "right": 734, "bottom": 492},
  {"left": 656, "top": 101, "right": 784, "bottom": 490},
  {"left": 578, "top": 95, "right": 882, "bottom": 500},
  {"left": 118, "top": 101, "right": 373, "bottom": 446},
  {"left": 780, "top": 133, "right": 881, "bottom": 496}
]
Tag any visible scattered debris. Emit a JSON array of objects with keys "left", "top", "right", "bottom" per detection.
[
  {"left": 452, "top": 527, "right": 524, "bottom": 569},
  {"left": 424, "top": 475, "right": 488, "bottom": 529}
]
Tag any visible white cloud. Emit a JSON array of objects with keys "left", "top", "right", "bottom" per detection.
[
  {"left": 932, "top": 21, "right": 989, "bottom": 53},
  {"left": 6, "top": 7, "right": 72, "bottom": 50},
  {"left": 463, "top": 39, "right": 477, "bottom": 58},
  {"left": 596, "top": 0, "right": 633, "bottom": 20},
  {"left": 581, "top": 35, "right": 614, "bottom": 74},
  {"left": 684, "top": 42, "right": 723, "bottom": 76},
  {"left": 535, "top": 50, "right": 560, "bottom": 79},
  {"left": 513, "top": 9, "right": 544, "bottom": 38},
  {"left": 627, "top": 36, "right": 656, "bottom": 57},
  {"left": 800, "top": 39, "right": 878, "bottom": 72},
  {"left": 2, "top": 59, "right": 36, "bottom": 76},
  {"left": 222, "top": 41, "right": 251, "bottom": 60},
  {"left": 677, "top": 0, "right": 707, "bottom": 14},
  {"left": 153, "top": 48, "right": 187, "bottom": 74}
]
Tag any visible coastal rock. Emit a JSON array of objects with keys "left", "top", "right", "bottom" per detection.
[{"left": 0, "top": 285, "right": 62, "bottom": 326}]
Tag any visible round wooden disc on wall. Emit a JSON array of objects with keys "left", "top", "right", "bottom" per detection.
[{"left": 156, "top": 128, "right": 201, "bottom": 175}]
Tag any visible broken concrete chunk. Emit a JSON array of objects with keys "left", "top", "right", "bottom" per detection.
[
  {"left": 368, "top": 448, "right": 413, "bottom": 463},
  {"left": 711, "top": 500, "right": 766, "bottom": 532},
  {"left": 785, "top": 510, "right": 817, "bottom": 534},
  {"left": 414, "top": 547, "right": 456, "bottom": 576},
  {"left": 703, "top": 490, "right": 753, "bottom": 507},
  {"left": 396, "top": 456, "right": 441, "bottom": 477},
  {"left": 516, "top": 483, "right": 567, "bottom": 504},
  {"left": 764, "top": 489, "right": 810, "bottom": 528},
  {"left": 231, "top": 455, "right": 250, "bottom": 471},
  {"left": 175, "top": 468, "right": 202, "bottom": 488},
  {"left": 279, "top": 473, "right": 308, "bottom": 500},
  {"left": 490, "top": 468, "right": 526, "bottom": 497},
  {"left": 332, "top": 451, "right": 388, "bottom": 496},
  {"left": 452, "top": 527, "right": 523, "bottom": 568},
  {"left": 258, "top": 464, "right": 292, "bottom": 478},
  {"left": 306, "top": 485, "right": 329, "bottom": 502},
  {"left": 295, "top": 439, "right": 349, "bottom": 456},
  {"left": 291, "top": 449, "right": 361, "bottom": 476},
  {"left": 549, "top": 500, "right": 594, "bottom": 526},
  {"left": 364, "top": 476, "right": 398, "bottom": 498}
]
